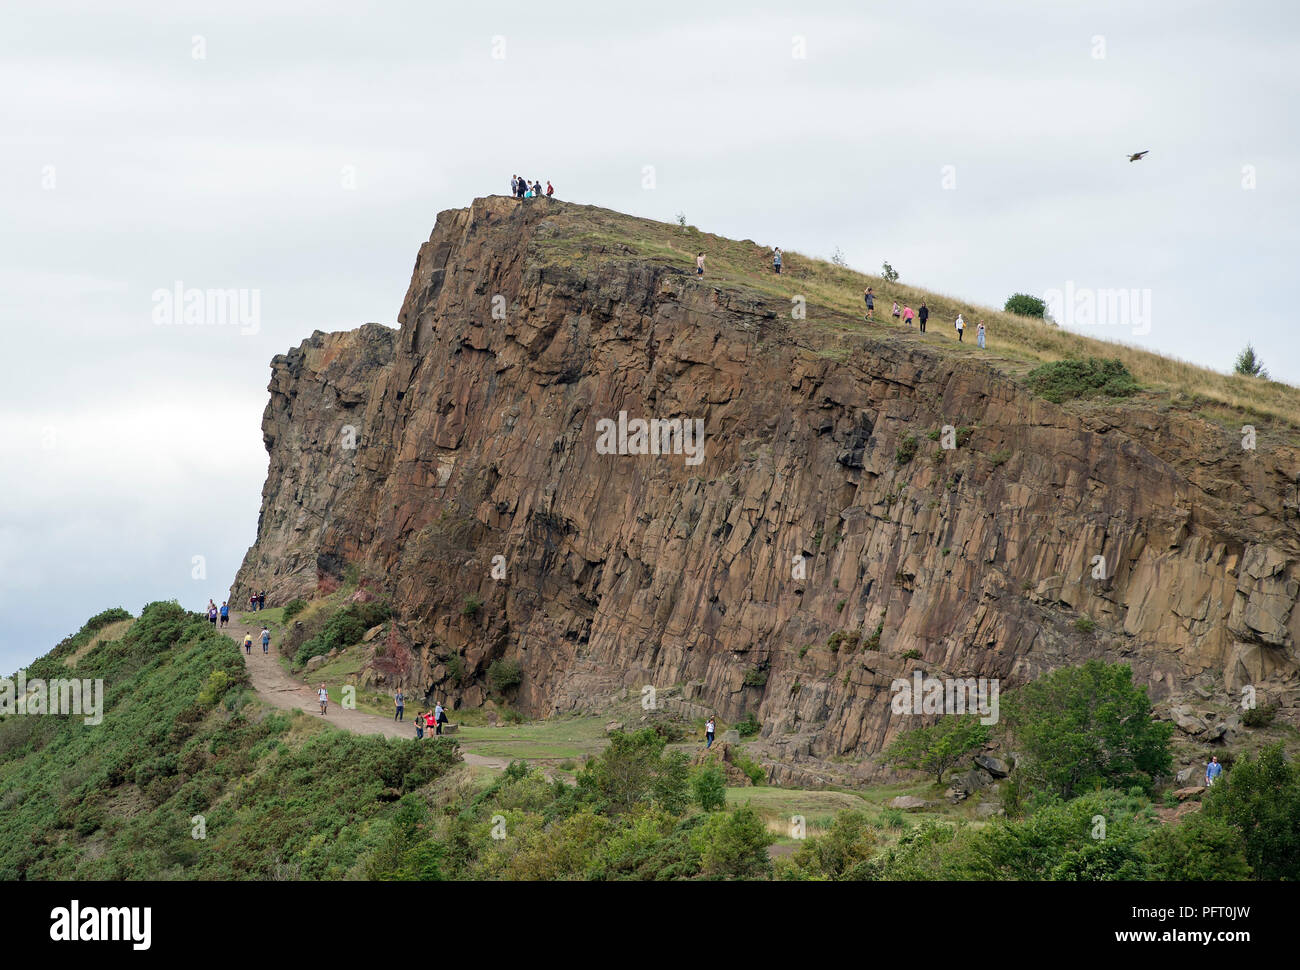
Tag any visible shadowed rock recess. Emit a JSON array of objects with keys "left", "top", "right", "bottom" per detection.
[{"left": 233, "top": 196, "right": 1300, "bottom": 786}]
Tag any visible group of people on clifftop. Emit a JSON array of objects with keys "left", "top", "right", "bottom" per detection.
[
  {"left": 864, "top": 287, "right": 986, "bottom": 348},
  {"left": 511, "top": 175, "right": 553, "bottom": 199}
]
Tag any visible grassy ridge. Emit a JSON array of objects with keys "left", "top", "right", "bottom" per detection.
[{"left": 530, "top": 203, "right": 1299, "bottom": 429}]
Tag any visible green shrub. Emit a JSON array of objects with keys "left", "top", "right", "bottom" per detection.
[
  {"left": 742, "top": 667, "right": 768, "bottom": 688},
  {"left": 692, "top": 765, "right": 727, "bottom": 812},
  {"left": 295, "top": 600, "right": 391, "bottom": 666},
  {"left": 1074, "top": 616, "right": 1096, "bottom": 633},
  {"left": 735, "top": 713, "right": 761, "bottom": 738},
  {"left": 1004, "top": 293, "right": 1046, "bottom": 318},
  {"left": 197, "top": 670, "right": 232, "bottom": 708},
  {"left": 900, "top": 648, "right": 922, "bottom": 660},
  {"left": 1026, "top": 357, "right": 1139, "bottom": 404},
  {"left": 487, "top": 658, "right": 523, "bottom": 693},
  {"left": 895, "top": 434, "right": 918, "bottom": 466},
  {"left": 1241, "top": 704, "right": 1277, "bottom": 728},
  {"left": 883, "top": 715, "right": 990, "bottom": 783},
  {"left": 732, "top": 751, "right": 766, "bottom": 786},
  {"left": 462, "top": 596, "right": 483, "bottom": 618},
  {"left": 282, "top": 599, "right": 307, "bottom": 621}
]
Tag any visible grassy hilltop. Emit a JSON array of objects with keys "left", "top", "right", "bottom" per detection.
[{"left": 531, "top": 202, "right": 1299, "bottom": 431}]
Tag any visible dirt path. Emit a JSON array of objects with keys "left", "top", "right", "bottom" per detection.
[{"left": 220, "top": 613, "right": 515, "bottom": 771}]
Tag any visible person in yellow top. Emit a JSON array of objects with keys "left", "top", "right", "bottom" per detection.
[{"left": 243, "top": 633, "right": 253, "bottom": 655}]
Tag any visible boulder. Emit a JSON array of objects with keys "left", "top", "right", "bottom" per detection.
[
  {"left": 1172, "top": 786, "right": 1204, "bottom": 801},
  {"left": 1170, "top": 705, "right": 1206, "bottom": 734},
  {"left": 350, "top": 588, "right": 376, "bottom": 604},
  {"left": 305, "top": 656, "right": 326, "bottom": 672},
  {"left": 973, "top": 754, "right": 1010, "bottom": 778},
  {"left": 362, "top": 625, "right": 385, "bottom": 643},
  {"left": 889, "top": 795, "right": 928, "bottom": 811},
  {"left": 722, "top": 729, "right": 741, "bottom": 744},
  {"left": 975, "top": 801, "right": 1003, "bottom": 818},
  {"left": 604, "top": 720, "right": 624, "bottom": 734}
]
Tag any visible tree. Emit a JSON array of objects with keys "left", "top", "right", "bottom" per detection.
[
  {"left": 881, "top": 261, "right": 900, "bottom": 283},
  {"left": 1001, "top": 661, "right": 1172, "bottom": 799},
  {"left": 577, "top": 729, "right": 690, "bottom": 815},
  {"left": 1202, "top": 743, "right": 1300, "bottom": 880},
  {"left": 1233, "top": 344, "right": 1269, "bottom": 379},
  {"left": 831, "top": 247, "right": 848, "bottom": 267},
  {"left": 883, "top": 715, "right": 990, "bottom": 784},
  {"left": 692, "top": 764, "right": 727, "bottom": 811},
  {"left": 1004, "top": 293, "right": 1046, "bottom": 318}
]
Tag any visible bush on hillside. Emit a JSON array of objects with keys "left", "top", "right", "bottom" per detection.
[
  {"left": 691, "top": 764, "right": 727, "bottom": 812},
  {"left": 1004, "top": 293, "right": 1046, "bottom": 318},
  {"left": 282, "top": 599, "right": 307, "bottom": 621},
  {"left": 735, "top": 712, "right": 761, "bottom": 738},
  {"left": 1026, "top": 357, "right": 1138, "bottom": 404},
  {"left": 295, "top": 601, "right": 391, "bottom": 666},
  {"left": 487, "top": 658, "right": 523, "bottom": 694}
]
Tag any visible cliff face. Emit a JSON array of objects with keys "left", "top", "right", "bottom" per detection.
[{"left": 234, "top": 196, "right": 1300, "bottom": 784}]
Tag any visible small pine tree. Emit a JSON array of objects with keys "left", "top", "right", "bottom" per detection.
[
  {"left": 1233, "top": 344, "right": 1269, "bottom": 379},
  {"left": 881, "top": 261, "right": 900, "bottom": 283}
]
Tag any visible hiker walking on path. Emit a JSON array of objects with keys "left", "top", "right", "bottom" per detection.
[
  {"left": 243, "top": 633, "right": 253, "bottom": 655},
  {"left": 415, "top": 711, "right": 425, "bottom": 739},
  {"left": 955, "top": 313, "right": 965, "bottom": 342},
  {"left": 434, "top": 702, "right": 445, "bottom": 736},
  {"left": 918, "top": 302, "right": 928, "bottom": 333},
  {"left": 891, "top": 301, "right": 901, "bottom": 321},
  {"left": 976, "top": 320, "right": 986, "bottom": 349},
  {"left": 696, "top": 252, "right": 705, "bottom": 276},
  {"left": 864, "top": 287, "right": 875, "bottom": 320},
  {"left": 261, "top": 627, "right": 270, "bottom": 655},
  {"left": 705, "top": 716, "right": 716, "bottom": 749},
  {"left": 219, "top": 601, "right": 229, "bottom": 627},
  {"left": 394, "top": 690, "right": 405, "bottom": 722},
  {"left": 773, "top": 247, "right": 782, "bottom": 274},
  {"left": 207, "top": 602, "right": 218, "bottom": 628},
  {"left": 425, "top": 710, "right": 437, "bottom": 737},
  {"left": 546, "top": 180, "right": 554, "bottom": 198},
  {"left": 903, "top": 305, "right": 914, "bottom": 328},
  {"left": 1206, "top": 756, "right": 1223, "bottom": 787},
  {"left": 318, "top": 683, "right": 329, "bottom": 716},
  {"left": 259, "top": 591, "right": 267, "bottom": 610}
]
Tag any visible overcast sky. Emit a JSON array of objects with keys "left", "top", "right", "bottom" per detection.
[{"left": 3, "top": 0, "right": 1297, "bottom": 671}]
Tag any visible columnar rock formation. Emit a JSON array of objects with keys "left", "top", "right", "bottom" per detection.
[{"left": 233, "top": 197, "right": 1300, "bottom": 784}]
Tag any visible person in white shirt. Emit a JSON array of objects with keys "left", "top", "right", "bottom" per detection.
[
  {"left": 955, "top": 314, "right": 965, "bottom": 342},
  {"left": 705, "top": 716, "right": 716, "bottom": 749},
  {"left": 317, "top": 683, "right": 328, "bottom": 715}
]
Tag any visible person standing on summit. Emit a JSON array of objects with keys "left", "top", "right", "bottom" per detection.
[
  {"left": 864, "top": 287, "right": 875, "bottom": 320},
  {"left": 918, "top": 302, "right": 929, "bottom": 333},
  {"left": 546, "top": 180, "right": 554, "bottom": 198},
  {"left": 773, "top": 247, "right": 783, "bottom": 274},
  {"left": 696, "top": 252, "right": 706, "bottom": 276},
  {"left": 955, "top": 313, "right": 965, "bottom": 342}
]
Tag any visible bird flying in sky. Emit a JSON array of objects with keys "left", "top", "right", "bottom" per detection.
[{"left": 1127, "top": 150, "right": 1149, "bottom": 162}]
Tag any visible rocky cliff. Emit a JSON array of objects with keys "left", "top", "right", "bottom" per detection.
[{"left": 233, "top": 196, "right": 1300, "bottom": 785}]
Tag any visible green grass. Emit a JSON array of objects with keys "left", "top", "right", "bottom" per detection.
[{"left": 454, "top": 715, "right": 611, "bottom": 761}]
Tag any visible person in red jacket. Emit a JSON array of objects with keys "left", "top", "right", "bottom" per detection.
[{"left": 545, "top": 181, "right": 554, "bottom": 198}]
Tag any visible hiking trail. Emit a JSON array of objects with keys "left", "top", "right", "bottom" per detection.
[{"left": 220, "top": 612, "right": 517, "bottom": 772}]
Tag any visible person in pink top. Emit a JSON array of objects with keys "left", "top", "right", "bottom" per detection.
[{"left": 903, "top": 305, "right": 915, "bottom": 327}]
